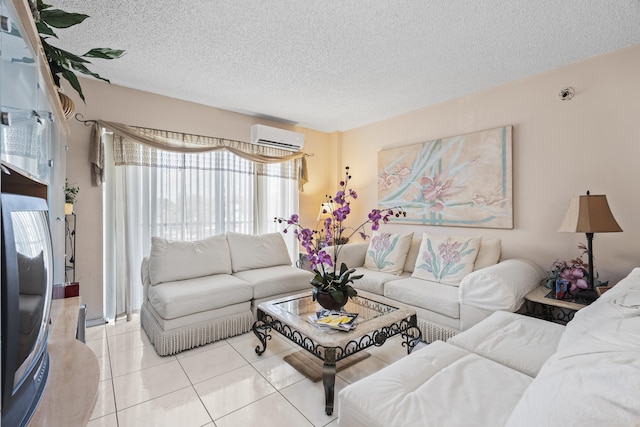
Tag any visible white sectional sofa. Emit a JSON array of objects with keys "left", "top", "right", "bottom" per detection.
[
  {"left": 330, "top": 232, "right": 544, "bottom": 342},
  {"left": 139, "top": 230, "right": 543, "bottom": 356},
  {"left": 140, "top": 232, "right": 313, "bottom": 356},
  {"left": 338, "top": 268, "right": 640, "bottom": 427}
]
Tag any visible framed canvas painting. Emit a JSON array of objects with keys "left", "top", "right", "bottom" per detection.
[{"left": 377, "top": 125, "right": 513, "bottom": 229}]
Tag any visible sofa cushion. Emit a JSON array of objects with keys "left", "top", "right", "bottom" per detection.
[
  {"left": 338, "top": 340, "right": 532, "bottom": 427},
  {"left": 473, "top": 238, "right": 501, "bottom": 270},
  {"left": 350, "top": 267, "right": 407, "bottom": 295},
  {"left": 226, "top": 232, "right": 291, "bottom": 273},
  {"left": 147, "top": 274, "right": 252, "bottom": 319},
  {"left": 364, "top": 231, "right": 413, "bottom": 274},
  {"left": 402, "top": 235, "right": 423, "bottom": 273},
  {"left": 385, "top": 277, "right": 460, "bottom": 319},
  {"left": 412, "top": 232, "right": 481, "bottom": 285},
  {"left": 149, "top": 235, "right": 231, "bottom": 285},
  {"left": 324, "top": 242, "right": 368, "bottom": 270},
  {"left": 505, "top": 268, "right": 640, "bottom": 426},
  {"left": 459, "top": 259, "right": 544, "bottom": 312},
  {"left": 506, "top": 319, "right": 640, "bottom": 426},
  {"left": 233, "top": 265, "right": 313, "bottom": 299},
  {"left": 447, "top": 311, "right": 565, "bottom": 377}
]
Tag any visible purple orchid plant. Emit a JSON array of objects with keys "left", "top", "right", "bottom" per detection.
[{"left": 276, "top": 166, "right": 406, "bottom": 304}]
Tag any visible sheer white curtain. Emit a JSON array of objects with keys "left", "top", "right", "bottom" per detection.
[{"left": 103, "top": 132, "right": 299, "bottom": 321}]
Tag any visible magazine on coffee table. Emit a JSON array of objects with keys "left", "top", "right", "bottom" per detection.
[{"left": 308, "top": 309, "right": 359, "bottom": 331}]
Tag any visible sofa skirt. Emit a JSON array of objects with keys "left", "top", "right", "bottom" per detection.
[
  {"left": 417, "top": 318, "right": 458, "bottom": 343},
  {"left": 141, "top": 303, "right": 254, "bottom": 356}
]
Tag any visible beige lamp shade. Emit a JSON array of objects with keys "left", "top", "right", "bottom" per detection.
[{"left": 558, "top": 194, "right": 622, "bottom": 233}]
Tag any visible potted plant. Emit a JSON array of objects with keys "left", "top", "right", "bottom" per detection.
[
  {"left": 64, "top": 179, "right": 78, "bottom": 214},
  {"left": 276, "top": 167, "right": 406, "bottom": 310},
  {"left": 34, "top": 0, "right": 124, "bottom": 113}
]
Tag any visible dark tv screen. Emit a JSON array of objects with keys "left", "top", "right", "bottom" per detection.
[{"left": 1, "top": 193, "right": 53, "bottom": 426}]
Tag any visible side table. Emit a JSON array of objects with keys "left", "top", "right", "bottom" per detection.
[{"left": 524, "top": 285, "right": 588, "bottom": 325}]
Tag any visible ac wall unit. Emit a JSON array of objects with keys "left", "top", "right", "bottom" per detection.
[{"left": 250, "top": 124, "right": 304, "bottom": 152}]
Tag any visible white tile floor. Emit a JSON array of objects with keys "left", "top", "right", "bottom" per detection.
[{"left": 86, "top": 314, "right": 425, "bottom": 427}]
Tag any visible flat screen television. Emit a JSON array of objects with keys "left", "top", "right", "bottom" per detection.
[{"left": 1, "top": 193, "right": 53, "bottom": 426}]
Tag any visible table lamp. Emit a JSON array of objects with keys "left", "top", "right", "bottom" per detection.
[
  {"left": 558, "top": 191, "right": 622, "bottom": 298},
  {"left": 317, "top": 202, "right": 335, "bottom": 221}
]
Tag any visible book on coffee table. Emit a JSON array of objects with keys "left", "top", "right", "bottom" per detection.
[{"left": 309, "top": 309, "right": 359, "bottom": 331}]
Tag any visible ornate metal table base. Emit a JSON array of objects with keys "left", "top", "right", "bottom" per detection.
[
  {"left": 252, "top": 311, "right": 421, "bottom": 415},
  {"left": 525, "top": 299, "right": 577, "bottom": 325}
]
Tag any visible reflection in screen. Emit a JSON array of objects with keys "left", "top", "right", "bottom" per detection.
[{"left": 11, "top": 210, "right": 52, "bottom": 387}]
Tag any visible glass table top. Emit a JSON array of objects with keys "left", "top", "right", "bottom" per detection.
[{"left": 272, "top": 293, "right": 399, "bottom": 322}]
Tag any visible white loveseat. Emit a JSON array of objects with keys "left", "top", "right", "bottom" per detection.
[
  {"left": 330, "top": 232, "right": 544, "bottom": 342},
  {"left": 339, "top": 268, "right": 640, "bottom": 426},
  {"left": 140, "top": 232, "right": 313, "bottom": 356}
]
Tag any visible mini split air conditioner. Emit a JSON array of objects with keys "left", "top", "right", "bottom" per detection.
[{"left": 250, "top": 124, "right": 304, "bottom": 152}]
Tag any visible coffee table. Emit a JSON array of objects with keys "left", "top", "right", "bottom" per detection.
[{"left": 252, "top": 290, "right": 422, "bottom": 415}]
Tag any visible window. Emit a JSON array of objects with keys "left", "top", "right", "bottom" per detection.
[{"left": 103, "top": 131, "right": 299, "bottom": 320}]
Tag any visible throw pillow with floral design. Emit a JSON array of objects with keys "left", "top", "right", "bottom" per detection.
[
  {"left": 412, "top": 233, "right": 481, "bottom": 285},
  {"left": 364, "top": 231, "right": 413, "bottom": 275}
]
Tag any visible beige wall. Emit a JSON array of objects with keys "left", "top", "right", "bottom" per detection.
[
  {"left": 341, "top": 44, "right": 640, "bottom": 287},
  {"left": 64, "top": 79, "right": 331, "bottom": 320}
]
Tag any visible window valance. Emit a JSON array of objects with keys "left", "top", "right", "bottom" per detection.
[{"left": 89, "top": 120, "right": 308, "bottom": 190}]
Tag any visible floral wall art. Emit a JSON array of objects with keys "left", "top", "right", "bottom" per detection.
[{"left": 377, "top": 125, "right": 513, "bottom": 229}]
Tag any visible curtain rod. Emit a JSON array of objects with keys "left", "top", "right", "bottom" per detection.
[{"left": 75, "top": 113, "right": 96, "bottom": 126}]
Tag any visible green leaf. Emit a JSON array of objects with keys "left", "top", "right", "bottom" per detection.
[
  {"left": 56, "top": 48, "right": 91, "bottom": 64},
  {"left": 37, "top": 1, "right": 52, "bottom": 11},
  {"left": 338, "top": 267, "right": 357, "bottom": 283},
  {"left": 36, "top": 22, "right": 57, "bottom": 37},
  {"left": 339, "top": 263, "right": 349, "bottom": 276},
  {"left": 60, "top": 69, "right": 85, "bottom": 102},
  {"left": 69, "top": 62, "right": 111, "bottom": 83},
  {"left": 83, "top": 48, "right": 125, "bottom": 60},
  {"left": 310, "top": 279, "right": 324, "bottom": 288},
  {"left": 40, "top": 9, "right": 89, "bottom": 29},
  {"left": 329, "top": 289, "right": 345, "bottom": 303}
]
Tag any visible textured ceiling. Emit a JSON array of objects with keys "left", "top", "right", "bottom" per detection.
[{"left": 48, "top": 1, "right": 640, "bottom": 132}]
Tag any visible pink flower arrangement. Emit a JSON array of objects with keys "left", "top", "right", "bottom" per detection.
[
  {"left": 557, "top": 265, "right": 588, "bottom": 292},
  {"left": 543, "top": 244, "right": 606, "bottom": 293}
]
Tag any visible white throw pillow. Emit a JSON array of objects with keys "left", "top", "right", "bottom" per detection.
[
  {"left": 149, "top": 234, "right": 231, "bottom": 285},
  {"left": 364, "top": 231, "right": 413, "bottom": 275},
  {"left": 226, "top": 232, "right": 291, "bottom": 272},
  {"left": 411, "top": 232, "right": 481, "bottom": 285},
  {"left": 474, "top": 238, "right": 501, "bottom": 270}
]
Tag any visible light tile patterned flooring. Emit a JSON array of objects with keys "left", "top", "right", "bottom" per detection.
[{"left": 85, "top": 314, "right": 425, "bottom": 427}]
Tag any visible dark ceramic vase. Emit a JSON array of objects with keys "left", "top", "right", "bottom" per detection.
[{"left": 316, "top": 290, "right": 348, "bottom": 311}]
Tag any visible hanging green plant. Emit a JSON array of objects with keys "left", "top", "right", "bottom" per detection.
[{"left": 35, "top": 0, "right": 125, "bottom": 102}]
